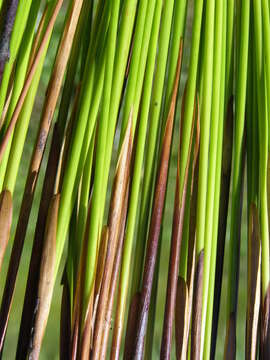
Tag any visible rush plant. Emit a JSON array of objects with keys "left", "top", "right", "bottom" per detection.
[{"left": 0, "top": 0, "right": 269, "bottom": 359}]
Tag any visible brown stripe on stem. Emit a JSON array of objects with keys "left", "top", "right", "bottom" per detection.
[
  {"left": 224, "top": 313, "right": 236, "bottom": 359},
  {"left": 70, "top": 199, "right": 93, "bottom": 360},
  {"left": 186, "top": 98, "right": 200, "bottom": 326},
  {"left": 79, "top": 290, "right": 94, "bottom": 360},
  {"left": 91, "top": 113, "right": 133, "bottom": 360},
  {"left": 131, "top": 40, "right": 182, "bottom": 360},
  {"left": 190, "top": 250, "right": 204, "bottom": 360},
  {"left": 0, "top": 190, "right": 12, "bottom": 271},
  {"left": 92, "top": 227, "right": 109, "bottom": 322},
  {"left": 161, "top": 72, "right": 196, "bottom": 359},
  {"left": 124, "top": 293, "right": 141, "bottom": 360},
  {"left": 175, "top": 96, "right": 200, "bottom": 360},
  {"left": 246, "top": 203, "right": 261, "bottom": 360},
  {"left": 175, "top": 277, "right": 188, "bottom": 360},
  {"left": 261, "top": 284, "right": 270, "bottom": 359},
  {"left": 211, "top": 96, "right": 233, "bottom": 358},
  {"left": 27, "top": 194, "right": 60, "bottom": 360},
  {"left": 88, "top": 226, "right": 109, "bottom": 349},
  {"left": 101, "top": 187, "right": 129, "bottom": 359}
]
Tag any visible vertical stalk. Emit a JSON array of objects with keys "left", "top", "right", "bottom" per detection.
[{"left": 225, "top": 0, "right": 250, "bottom": 356}]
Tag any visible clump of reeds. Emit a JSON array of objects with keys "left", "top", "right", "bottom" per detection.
[{"left": 0, "top": 0, "right": 269, "bottom": 359}]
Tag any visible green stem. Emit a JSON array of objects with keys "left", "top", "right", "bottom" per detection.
[
  {"left": 203, "top": 0, "right": 227, "bottom": 357},
  {"left": 227, "top": 0, "right": 250, "bottom": 319},
  {"left": 201, "top": 0, "right": 223, "bottom": 346}
]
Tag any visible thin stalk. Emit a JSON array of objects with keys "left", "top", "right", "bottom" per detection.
[
  {"left": 210, "top": 97, "right": 233, "bottom": 358},
  {"left": 261, "top": 0, "right": 270, "bottom": 299},
  {"left": 73, "top": 126, "right": 96, "bottom": 279},
  {"left": 100, "top": 191, "right": 129, "bottom": 359},
  {"left": 225, "top": 0, "right": 235, "bottom": 104},
  {"left": 191, "top": 0, "right": 215, "bottom": 355},
  {"left": 203, "top": 1, "right": 227, "bottom": 356},
  {"left": 144, "top": 234, "right": 161, "bottom": 360},
  {"left": 201, "top": 0, "right": 223, "bottom": 347},
  {"left": 245, "top": 204, "right": 261, "bottom": 359},
  {"left": 178, "top": 0, "right": 203, "bottom": 197},
  {"left": 119, "top": 0, "right": 150, "bottom": 141},
  {"left": 176, "top": 107, "right": 200, "bottom": 360},
  {"left": 225, "top": 0, "right": 250, "bottom": 356},
  {"left": 252, "top": 2, "right": 270, "bottom": 357}
]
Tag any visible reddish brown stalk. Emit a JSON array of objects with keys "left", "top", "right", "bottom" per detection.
[
  {"left": 0, "top": 0, "right": 83, "bottom": 351},
  {"left": 79, "top": 291, "right": 94, "bottom": 360},
  {"left": 27, "top": 194, "right": 60, "bottom": 360},
  {"left": 131, "top": 42, "right": 182, "bottom": 360},
  {"left": 0, "top": 190, "right": 12, "bottom": 271},
  {"left": 124, "top": 293, "right": 141, "bottom": 359},
  {"left": 0, "top": 0, "right": 18, "bottom": 83},
  {"left": 246, "top": 203, "right": 261, "bottom": 360},
  {"left": 100, "top": 186, "right": 129, "bottom": 359},
  {"left": 0, "top": 0, "right": 64, "bottom": 160},
  {"left": 91, "top": 115, "right": 133, "bottom": 360},
  {"left": 175, "top": 277, "right": 188, "bottom": 359},
  {"left": 261, "top": 284, "right": 270, "bottom": 359},
  {"left": 211, "top": 96, "right": 233, "bottom": 358},
  {"left": 160, "top": 79, "right": 196, "bottom": 359}
]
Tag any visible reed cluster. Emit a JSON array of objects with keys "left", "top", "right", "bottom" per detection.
[{"left": 0, "top": 0, "right": 269, "bottom": 358}]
